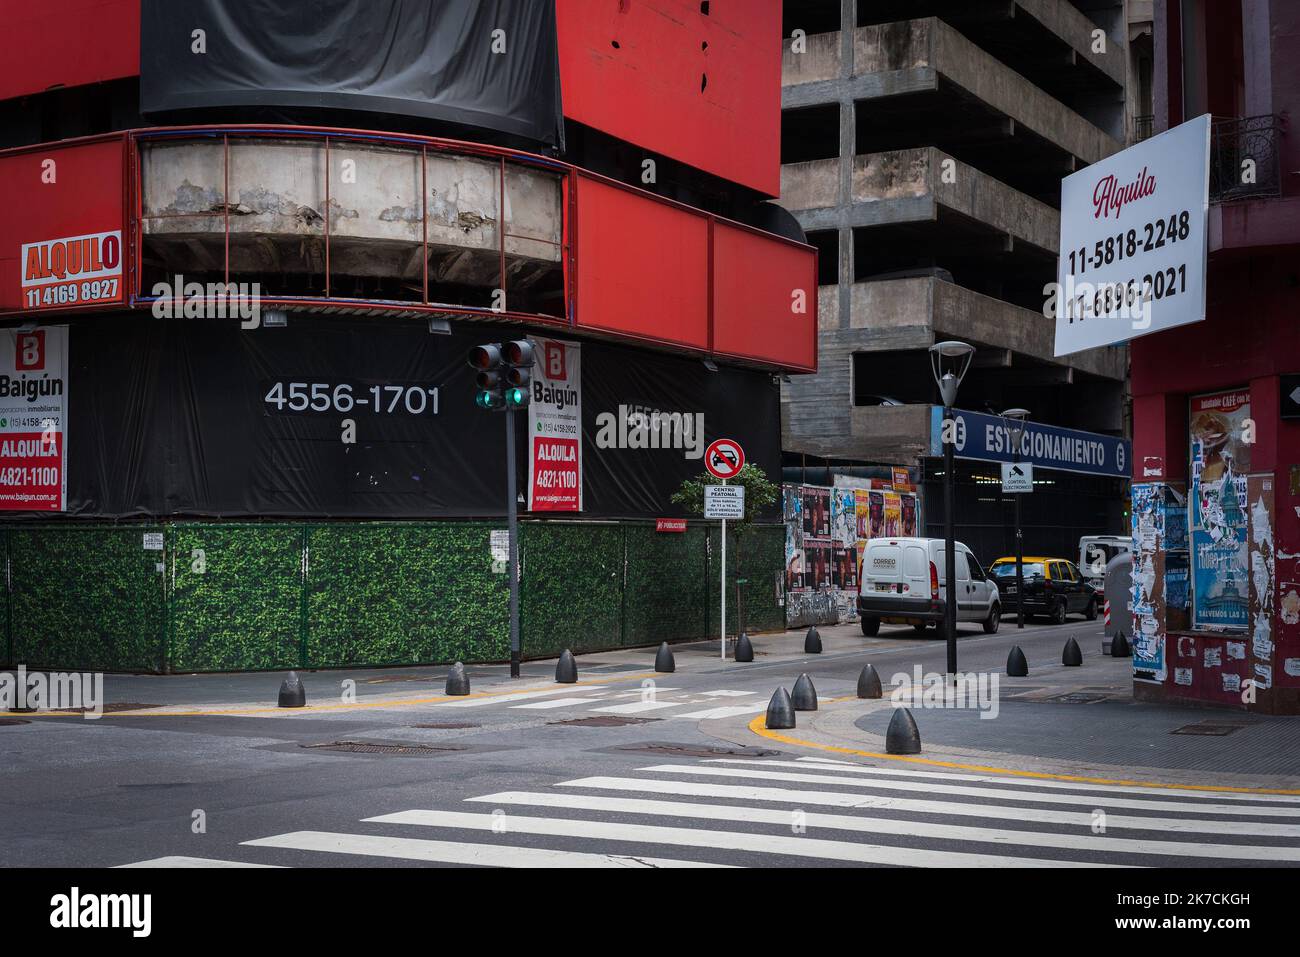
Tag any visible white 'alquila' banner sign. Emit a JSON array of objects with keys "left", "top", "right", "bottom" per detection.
[{"left": 1053, "top": 114, "right": 1210, "bottom": 357}]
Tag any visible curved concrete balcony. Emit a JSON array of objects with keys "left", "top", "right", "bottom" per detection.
[{"left": 139, "top": 131, "right": 564, "bottom": 314}]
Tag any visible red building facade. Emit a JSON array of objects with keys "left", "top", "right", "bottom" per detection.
[{"left": 1131, "top": 0, "right": 1300, "bottom": 712}]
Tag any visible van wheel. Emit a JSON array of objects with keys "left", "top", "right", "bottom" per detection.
[
  {"left": 912, "top": 622, "right": 929, "bottom": 635},
  {"left": 982, "top": 604, "right": 1001, "bottom": 634},
  {"left": 1084, "top": 597, "right": 1098, "bottom": 621},
  {"left": 861, "top": 618, "right": 880, "bottom": 637},
  {"left": 1049, "top": 599, "right": 1067, "bottom": 625}
]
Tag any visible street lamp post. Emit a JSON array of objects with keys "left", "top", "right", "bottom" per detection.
[
  {"left": 1001, "top": 407, "right": 1031, "bottom": 630},
  {"left": 928, "top": 340, "right": 975, "bottom": 682}
]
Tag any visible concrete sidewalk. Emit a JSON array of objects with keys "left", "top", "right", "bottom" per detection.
[{"left": 706, "top": 636, "right": 1300, "bottom": 792}]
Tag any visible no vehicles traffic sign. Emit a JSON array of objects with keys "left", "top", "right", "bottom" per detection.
[{"left": 704, "top": 438, "right": 744, "bottom": 479}]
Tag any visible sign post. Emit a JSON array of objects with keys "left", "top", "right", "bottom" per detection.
[{"left": 704, "top": 438, "right": 745, "bottom": 660}]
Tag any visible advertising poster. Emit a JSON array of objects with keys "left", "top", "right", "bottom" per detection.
[
  {"left": 830, "top": 487, "right": 856, "bottom": 547},
  {"left": 901, "top": 492, "right": 918, "bottom": 536},
  {"left": 883, "top": 491, "right": 902, "bottom": 537},
  {"left": 0, "top": 326, "right": 67, "bottom": 511},
  {"left": 805, "top": 537, "right": 831, "bottom": 591},
  {"left": 868, "top": 491, "right": 885, "bottom": 539},
  {"left": 783, "top": 485, "right": 806, "bottom": 592},
  {"left": 802, "top": 486, "right": 829, "bottom": 538},
  {"left": 1189, "top": 389, "right": 1251, "bottom": 631},
  {"left": 527, "top": 337, "right": 582, "bottom": 512}
]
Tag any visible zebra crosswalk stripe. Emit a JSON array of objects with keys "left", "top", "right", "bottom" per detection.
[
  {"left": 558, "top": 776, "right": 1300, "bottom": 837},
  {"left": 466, "top": 790, "right": 1300, "bottom": 862},
  {"left": 241, "top": 830, "right": 730, "bottom": 868},
  {"left": 364, "top": 809, "right": 1120, "bottom": 867},
  {"left": 639, "top": 763, "right": 1300, "bottom": 818},
  {"left": 769, "top": 757, "right": 1300, "bottom": 804}
]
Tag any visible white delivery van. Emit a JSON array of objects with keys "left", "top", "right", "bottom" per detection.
[{"left": 856, "top": 537, "right": 1001, "bottom": 637}]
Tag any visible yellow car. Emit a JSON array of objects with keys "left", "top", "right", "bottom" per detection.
[{"left": 988, "top": 556, "right": 1098, "bottom": 624}]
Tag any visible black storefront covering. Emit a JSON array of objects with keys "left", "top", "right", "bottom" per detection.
[
  {"left": 44, "top": 316, "right": 779, "bottom": 520},
  {"left": 140, "top": 0, "right": 563, "bottom": 147}
]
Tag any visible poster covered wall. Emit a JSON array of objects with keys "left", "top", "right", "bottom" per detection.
[
  {"left": 0, "top": 327, "right": 67, "bottom": 511},
  {"left": 1189, "top": 388, "right": 1251, "bottom": 631}
]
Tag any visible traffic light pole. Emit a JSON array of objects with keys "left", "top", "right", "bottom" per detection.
[{"left": 506, "top": 404, "right": 521, "bottom": 678}]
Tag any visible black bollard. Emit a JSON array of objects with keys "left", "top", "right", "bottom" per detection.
[
  {"left": 556, "top": 649, "right": 578, "bottom": 683},
  {"left": 885, "top": 707, "right": 922, "bottom": 754},
  {"left": 804, "top": 626, "right": 822, "bottom": 654},
  {"left": 856, "top": 663, "right": 882, "bottom": 699},
  {"left": 765, "top": 687, "right": 796, "bottom": 730},
  {"left": 1062, "top": 636, "right": 1083, "bottom": 666},
  {"left": 735, "top": 633, "right": 754, "bottom": 662},
  {"left": 278, "top": 671, "right": 306, "bottom": 708},
  {"left": 654, "top": 641, "right": 676, "bottom": 673},
  {"left": 1007, "top": 646, "right": 1029, "bottom": 677},
  {"left": 791, "top": 673, "right": 818, "bottom": 711},
  {"left": 1110, "top": 630, "right": 1131, "bottom": 658},
  {"left": 444, "top": 662, "right": 470, "bottom": 696}
]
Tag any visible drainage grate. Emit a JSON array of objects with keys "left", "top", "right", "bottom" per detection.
[
  {"left": 411, "top": 722, "right": 480, "bottom": 730},
  {"left": 1171, "top": 723, "right": 1242, "bottom": 736},
  {"left": 615, "top": 743, "right": 781, "bottom": 758},
  {"left": 1045, "top": 692, "right": 1110, "bottom": 704},
  {"left": 300, "top": 740, "right": 467, "bottom": 755},
  {"left": 550, "top": 715, "right": 661, "bottom": 727},
  {"left": 42, "top": 702, "right": 163, "bottom": 715},
  {"left": 0, "top": 718, "right": 30, "bottom": 726}
]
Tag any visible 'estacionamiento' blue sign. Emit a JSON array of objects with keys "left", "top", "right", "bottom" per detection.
[{"left": 928, "top": 407, "right": 1131, "bottom": 479}]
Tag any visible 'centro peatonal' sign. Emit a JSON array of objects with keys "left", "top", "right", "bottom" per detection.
[
  {"left": 929, "top": 408, "right": 1130, "bottom": 479},
  {"left": 1052, "top": 114, "right": 1209, "bottom": 357}
]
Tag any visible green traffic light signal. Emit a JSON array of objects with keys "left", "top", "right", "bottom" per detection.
[{"left": 505, "top": 386, "right": 528, "bottom": 407}]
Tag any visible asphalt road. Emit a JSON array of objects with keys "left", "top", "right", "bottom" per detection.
[{"left": 3, "top": 614, "right": 1299, "bottom": 869}]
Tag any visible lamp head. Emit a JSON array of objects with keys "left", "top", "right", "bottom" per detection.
[{"left": 928, "top": 340, "right": 974, "bottom": 408}]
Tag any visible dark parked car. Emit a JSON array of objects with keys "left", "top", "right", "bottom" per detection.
[{"left": 988, "top": 557, "right": 1098, "bottom": 624}]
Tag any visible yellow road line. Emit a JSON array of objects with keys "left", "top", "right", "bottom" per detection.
[
  {"left": 24, "top": 672, "right": 659, "bottom": 720},
  {"left": 746, "top": 714, "right": 1300, "bottom": 796}
]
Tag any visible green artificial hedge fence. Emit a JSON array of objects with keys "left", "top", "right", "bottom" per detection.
[{"left": 0, "top": 519, "right": 783, "bottom": 673}]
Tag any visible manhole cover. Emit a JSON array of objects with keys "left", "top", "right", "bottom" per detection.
[
  {"left": 411, "top": 722, "right": 480, "bottom": 730},
  {"left": 43, "top": 702, "right": 163, "bottom": 715},
  {"left": 1171, "top": 723, "right": 1242, "bottom": 736},
  {"left": 615, "top": 743, "right": 781, "bottom": 758},
  {"left": 550, "top": 715, "right": 661, "bottom": 727},
  {"left": 300, "top": 740, "right": 467, "bottom": 755},
  {"left": 1046, "top": 692, "right": 1109, "bottom": 704},
  {"left": 0, "top": 717, "right": 30, "bottom": 726}
]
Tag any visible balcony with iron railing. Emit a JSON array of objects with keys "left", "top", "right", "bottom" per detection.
[{"left": 1209, "top": 114, "right": 1282, "bottom": 204}]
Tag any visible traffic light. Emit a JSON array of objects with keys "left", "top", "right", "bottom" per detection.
[
  {"left": 468, "top": 340, "right": 534, "bottom": 411},
  {"left": 503, "top": 339, "right": 533, "bottom": 409}
]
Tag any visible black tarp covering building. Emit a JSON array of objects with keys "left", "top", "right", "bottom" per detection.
[
  {"left": 140, "top": 0, "right": 563, "bottom": 147},
  {"left": 52, "top": 316, "right": 780, "bottom": 520}
]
